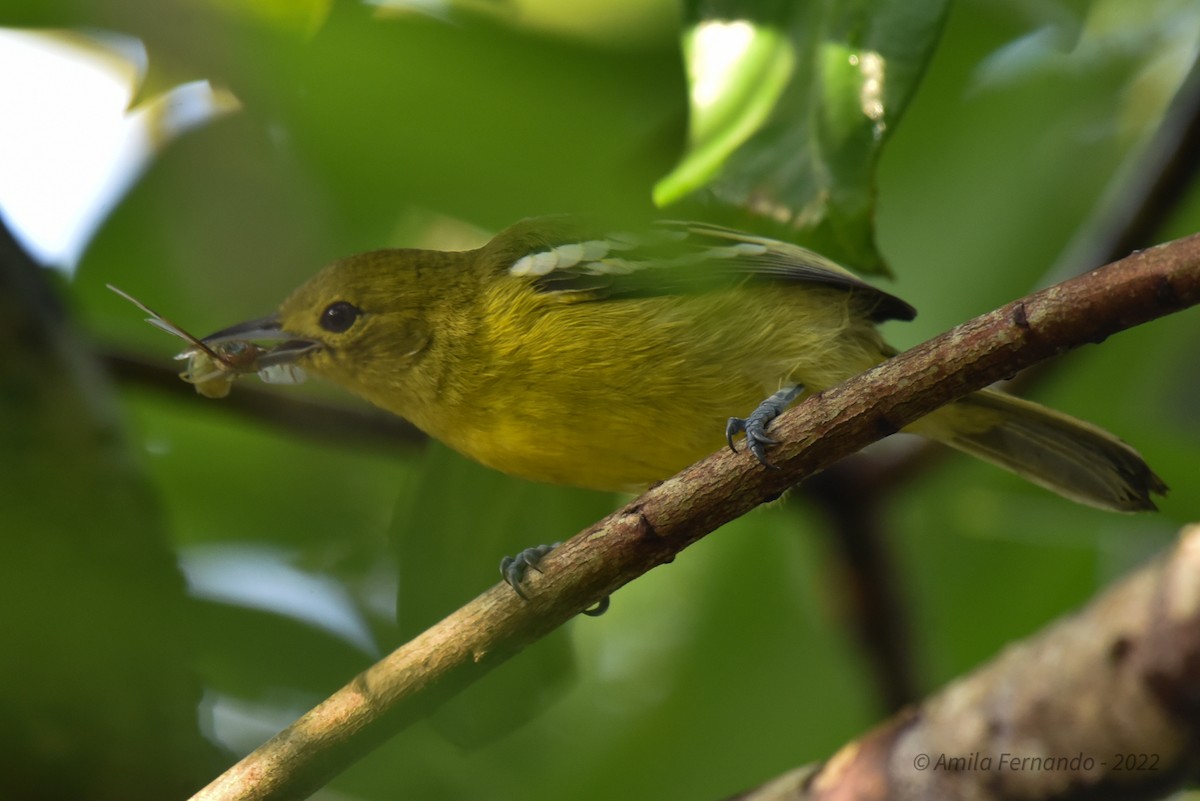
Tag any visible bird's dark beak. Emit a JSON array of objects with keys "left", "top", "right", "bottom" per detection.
[
  {"left": 203, "top": 315, "right": 287, "bottom": 344},
  {"left": 202, "top": 315, "right": 323, "bottom": 366}
]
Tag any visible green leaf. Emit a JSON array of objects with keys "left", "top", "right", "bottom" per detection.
[
  {"left": 657, "top": 0, "right": 950, "bottom": 274},
  {"left": 388, "top": 442, "right": 615, "bottom": 747},
  {"left": 652, "top": 21, "right": 794, "bottom": 207}
]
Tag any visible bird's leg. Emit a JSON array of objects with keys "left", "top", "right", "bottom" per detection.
[
  {"left": 726, "top": 384, "right": 804, "bottom": 467},
  {"left": 500, "top": 544, "right": 556, "bottom": 600},
  {"left": 500, "top": 544, "right": 609, "bottom": 616}
]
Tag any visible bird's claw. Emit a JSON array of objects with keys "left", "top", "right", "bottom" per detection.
[
  {"left": 500, "top": 543, "right": 557, "bottom": 600},
  {"left": 500, "top": 543, "right": 611, "bottom": 616},
  {"left": 725, "top": 416, "right": 779, "bottom": 467},
  {"left": 725, "top": 385, "right": 803, "bottom": 469},
  {"left": 582, "top": 597, "right": 610, "bottom": 617}
]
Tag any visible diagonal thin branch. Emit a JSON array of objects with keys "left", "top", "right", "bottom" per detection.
[{"left": 189, "top": 233, "right": 1200, "bottom": 801}]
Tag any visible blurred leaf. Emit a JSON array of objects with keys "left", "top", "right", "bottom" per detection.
[
  {"left": 76, "top": 110, "right": 338, "bottom": 336},
  {"left": 263, "top": 7, "right": 681, "bottom": 237},
  {"left": 370, "top": 0, "right": 681, "bottom": 50},
  {"left": 389, "top": 442, "right": 614, "bottom": 746},
  {"left": 0, "top": 221, "right": 221, "bottom": 799},
  {"left": 659, "top": 0, "right": 950, "bottom": 273},
  {"left": 0, "top": 0, "right": 331, "bottom": 104},
  {"left": 204, "top": 0, "right": 331, "bottom": 39},
  {"left": 192, "top": 598, "right": 372, "bottom": 697}
]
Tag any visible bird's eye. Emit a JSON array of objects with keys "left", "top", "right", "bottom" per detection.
[{"left": 319, "top": 301, "right": 361, "bottom": 333}]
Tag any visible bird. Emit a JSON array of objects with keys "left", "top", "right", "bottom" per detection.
[{"left": 200, "top": 216, "right": 1166, "bottom": 515}]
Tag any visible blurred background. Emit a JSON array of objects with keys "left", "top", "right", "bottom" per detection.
[{"left": 1, "top": 0, "right": 1199, "bottom": 799}]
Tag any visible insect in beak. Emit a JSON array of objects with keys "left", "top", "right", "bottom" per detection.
[
  {"left": 108, "top": 284, "right": 321, "bottom": 398},
  {"left": 201, "top": 316, "right": 323, "bottom": 384}
]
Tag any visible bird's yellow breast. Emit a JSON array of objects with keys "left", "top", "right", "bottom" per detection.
[{"left": 399, "top": 276, "right": 889, "bottom": 492}]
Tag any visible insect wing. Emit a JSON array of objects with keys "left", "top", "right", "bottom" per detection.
[
  {"left": 107, "top": 284, "right": 230, "bottom": 365},
  {"left": 257, "top": 364, "right": 307, "bottom": 385}
]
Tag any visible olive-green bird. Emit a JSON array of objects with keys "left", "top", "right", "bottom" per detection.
[{"left": 202, "top": 217, "right": 1166, "bottom": 512}]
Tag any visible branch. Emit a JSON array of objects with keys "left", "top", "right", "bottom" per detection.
[
  {"left": 729, "top": 522, "right": 1200, "bottom": 801},
  {"left": 189, "top": 233, "right": 1200, "bottom": 801},
  {"left": 101, "top": 350, "right": 426, "bottom": 451},
  {"left": 802, "top": 63, "right": 1200, "bottom": 711}
]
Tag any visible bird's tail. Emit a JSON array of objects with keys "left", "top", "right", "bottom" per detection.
[{"left": 909, "top": 388, "right": 1167, "bottom": 512}]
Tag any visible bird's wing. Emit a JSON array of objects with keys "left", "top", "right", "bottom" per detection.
[{"left": 496, "top": 217, "right": 916, "bottom": 323}]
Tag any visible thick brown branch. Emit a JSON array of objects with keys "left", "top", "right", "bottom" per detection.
[
  {"left": 729, "top": 523, "right": 1200, "bottom": 801},
  {"left": 189, "top": 234, "right": 1200, "bottom": 801}
]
